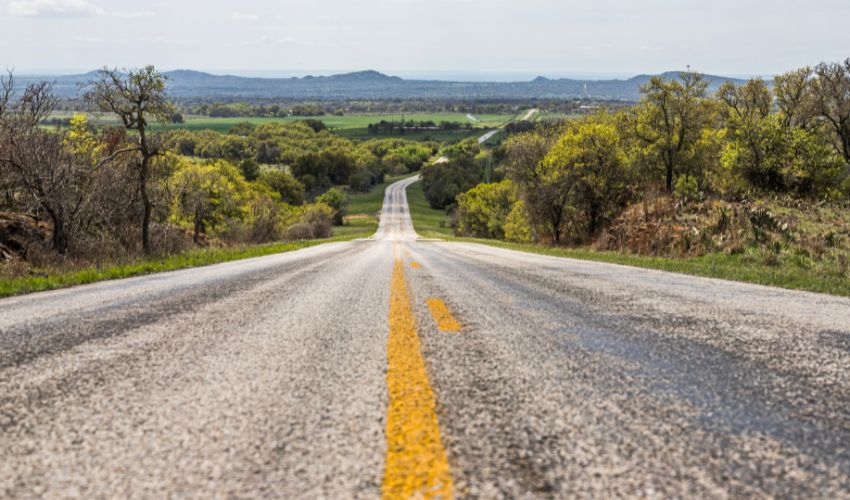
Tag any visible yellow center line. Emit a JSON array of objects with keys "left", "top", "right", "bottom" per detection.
[
  {"left": 383, "top": 250, "right": 453, "bottom": 499},
  {"left": 426, "top": 299, "right": 462, "bottom": 333}
]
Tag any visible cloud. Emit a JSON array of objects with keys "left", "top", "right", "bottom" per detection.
[
  {"left": 7, "top": 0, "right": 154, "bottom": 18},
  {"left": 231, "top": 12, "right": 259, "bottom": 21}
]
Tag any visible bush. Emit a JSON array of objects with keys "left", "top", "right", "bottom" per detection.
[
  {"left": 420, "top": 156, "right": 482, "bottom": 209},
  {"left": 456, "top": 181, "right": 517, "bottom": 239},
  {"left": 239, "top": 159, "right": 260, "bottom": 181},
  {"left": 504, "top": 201, "right": 535, "bottom": 243},
  {"left": 316, "top": 187, "right": 349, "bottom": 225},
  {"left": 284, "top": 203, "right": 333, "bottom": 240},
  {"left": 259, "top": 170, "right": 305, "bottom": 205}
]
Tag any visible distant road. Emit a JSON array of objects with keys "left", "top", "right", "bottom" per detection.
[
  {"left": 478, "top": 108, "right": 538, "bottom": 145},
  {"left": 2, "top": 177, "right": 850, "bottom": 497},
  {"left": 520, "top": 108, "right": 539, "bottom": 121}
]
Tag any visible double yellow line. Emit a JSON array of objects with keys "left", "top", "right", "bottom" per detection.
[{"left": 382, "top": 249, "right": 453, "bottom": 499}]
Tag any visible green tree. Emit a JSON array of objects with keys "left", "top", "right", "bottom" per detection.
[
  {"left": 717, "top": 79, "right": 781, "bottom": 190},
  {"left": 634, "top": 71, "right": 712, "bottom": 192},
  {"left": 259, "top": 169, "right": 305, "bottom": 205},
  {"left": 170, "top": 160, "right": 246, "bottom": 244},
  {"left": 544, "top": 115, "right": 632, "bottom": 238},
  {"left": 456, "top": 180, "right": 517, "bottom": 239},
  {"left": 503, "top": 130, "right": 570, "bottom": 243},
  {"left": 420, "top": 156, "right": 482, "bottom": 209},
  {"left": 774, "top": 67, "right": 815, "bottom": 129},
  {"left": 239, "top": 158, "right": 260, "bottom": 181}
]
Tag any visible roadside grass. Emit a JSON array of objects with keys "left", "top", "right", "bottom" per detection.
[
  {"left": 438, "top": 238, "right": 850, "bottom": 297},
  {"left": 403, "top": 179, "right": 850, "bottom": 297},
  {"left": 406, "top": 181, "right": 453, "bottom": 239},
  {"left": 335, "top": 174, "right": 414, "bottom": 239},
  {"left": 0, "top": 237, "right": 351, "bottom": 299}
]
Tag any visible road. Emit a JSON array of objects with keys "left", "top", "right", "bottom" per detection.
[
  {"left": 478, "top": 108, "right": 538, "bottom": 145},
  {"left": 2, "top": 177, "right": 850, "bottom": 498}
]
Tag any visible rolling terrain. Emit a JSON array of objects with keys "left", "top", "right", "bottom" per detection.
[{"left": 17, "top": 69, "right": 748, "bottom": 101}]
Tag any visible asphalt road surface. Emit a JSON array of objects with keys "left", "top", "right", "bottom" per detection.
[{"left": 2, "top": 177, "right": 850, "bottom": 498}]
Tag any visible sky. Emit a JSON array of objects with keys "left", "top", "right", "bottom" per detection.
[{"left": 1, "top": 0, "right": 849, "bottom": 80}]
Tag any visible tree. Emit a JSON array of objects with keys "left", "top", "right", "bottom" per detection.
[
  {"left": 456, "top": 180, "right": 517, "bottom": 239},
  {"left": 503, "top": 130, "right": 570, "bottom": 243},
  {"left": 170, "top": 160, "right": 245, "bottom": 244},
  {"left": 420, "top": 156, "right": 482, "bottom": 209},
  {"left": 811, "top": 59, "right": 850, "bottom": 165},
  {"left": 717, "top": 79, "right": 780, "bottom": 189},
  {"left": 85, "top": 66, "right": 174, "bottom": 254},
  {"left": 259, "top": 170, "right": 305, "bottom": 205},
  {"left": 0, "top": 78, "right": 128, "bottom": 253},
  {"left": 239, "top": 158, "right": 260, "bottom": 181},
  {"left": 543, "top": 115, "right": 632, "bottom": 238},
  {"left": 634, "top": 71, "right": 712, "bottom": 192},
  {"left": 774, "top": 67, "right": 814, "bottom": 129}
]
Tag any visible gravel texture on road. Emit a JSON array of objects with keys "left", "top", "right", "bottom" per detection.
[{"left": 2, "top": 177, "right": 849, "bottom": 498}]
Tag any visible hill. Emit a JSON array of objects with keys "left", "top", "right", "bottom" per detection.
[{"left": 14, "top": 69, "right": 749, "bottom": 101}]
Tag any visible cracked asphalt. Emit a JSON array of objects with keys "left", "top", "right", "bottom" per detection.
[{"left": 2, "top": 176, "right": 850, "bottom": 498}]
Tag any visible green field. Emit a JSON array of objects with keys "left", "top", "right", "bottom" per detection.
[{"left": 47, "top": 112, "right": 515, "bottom": 139}]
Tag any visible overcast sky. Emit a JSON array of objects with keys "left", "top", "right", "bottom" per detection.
[{"left": 2, "top": 0, "right": 849, "bottom": 79}]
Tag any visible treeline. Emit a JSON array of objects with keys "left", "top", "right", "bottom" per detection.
[
  {"left": 366, "top": 120, "right": 475, "bottom": 135},
  {"left": 53, "top": 97, "right": 609, "bottom": 119},
  {"left": 424, "top": 60, "right": 850, "bottom": 247},
  {"left": 172, "top": 99, "right": 596, "bottom": 117}
]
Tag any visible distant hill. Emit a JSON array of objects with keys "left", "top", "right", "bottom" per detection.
[{"left": 14, "top": 69, "right": 749, "bottom": 101}]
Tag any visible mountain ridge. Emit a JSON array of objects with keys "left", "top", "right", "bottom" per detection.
[{"left": 14, "top": 69, "right": 750, "bottom": 101}]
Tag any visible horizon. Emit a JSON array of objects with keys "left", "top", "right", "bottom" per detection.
[{"left": 12, "top": 67, "right": 774, "bottom": 83}]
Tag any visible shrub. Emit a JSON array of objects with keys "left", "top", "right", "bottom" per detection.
[
  {"left": 420, "top": 156, "right": 482, "bottom": 209},
  {"left": 284, "top": 203, "right": 333, "bottom": 240},
  {"left": 259, "top": 170, "right": 304, "bottom": 205},
  {"left": 456, "top": 181, "right": 517, "bottom": 239},
  {"left": 316, "top": 187, "right": 349, "bottom": 225}
]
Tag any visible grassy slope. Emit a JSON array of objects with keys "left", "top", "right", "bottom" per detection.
[
  {"left": 0, "top": 238, "right": 350, "bottom": 299},
  {"left": 406, "top": 181, "right": 453, "bottom": 239},
  {"left": 404, "top": 179, "right": 850, "bottom": 297}
]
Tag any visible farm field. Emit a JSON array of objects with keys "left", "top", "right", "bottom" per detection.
[{"left": 46, "top": 112, "right": 516, "bottom": 138}]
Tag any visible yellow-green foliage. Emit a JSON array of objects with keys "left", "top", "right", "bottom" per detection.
[
  {"left": 63, "top": 113, "right": 105, "bottom": 166},
  {"left": 456, "top": 180, "right": 517, "bottom": 239},
  {"left": 169, "top": 158, "right": 280, "bottom": 241},
  {"left": 504, "top": 200, "right": 534, "bottom": 243},
  {"left": 542, "top": 114, "right": 632, "bottom": 237}
]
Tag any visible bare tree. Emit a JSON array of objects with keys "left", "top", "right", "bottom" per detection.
[
  {"left": 0, "top": 74, "right": 134, "bottom": 253},
  {"left": 811, "top": 59, "right": 850, "bottom": 165},
  {"left": 84, "top": 66, "right": 174, "bottom": 254},
  {"left": 774, "top": 66, "right": 815, "bottom": 129}
]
